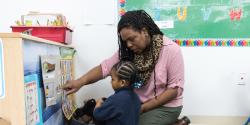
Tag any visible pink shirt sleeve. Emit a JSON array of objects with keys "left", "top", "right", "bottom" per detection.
[
  {"left": 101, "top": 51, "right": 119, "bottom": 78},
  {"left": 166, "top": 43, "right": 184, "bottom": 96}
]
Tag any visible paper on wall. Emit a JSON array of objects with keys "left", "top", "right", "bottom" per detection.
[
  {"left": 24, "top": 74, "right": 43, "bottom": 125},
  {"left": 41, "top": 55, "right": 61, "bottom": 107},
  {"left": 60, "top": 59, "right": 76, "bottom": 120},
  {"left": 155, "top": 20, "right": 174, "bottom": 29},
  {"left": 62, "top": 91, "right": 77, "bottom": 120}
]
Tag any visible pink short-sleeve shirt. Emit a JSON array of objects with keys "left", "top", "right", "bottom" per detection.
[{"left": 101, "top": 36, "right": 184, "bottom": 107}]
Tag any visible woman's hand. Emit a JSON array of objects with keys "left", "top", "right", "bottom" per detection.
[
  {"left": 95, "top": 98, "right": 104, "bottom": 109},
  {"left": 140, "top": 104, "right": 146, "bottom": 114},
  {"left": 62, "top": 65, "right": 104, "bottom": 95},
  {"left": 62, "top": 79, "right": 83, "bottom": 95},
  {"left": 140, "top": 88, "right": 178, "bottom": 114},
  {"left": 140, "top": 102, "right": 151, "bottom": 114}
]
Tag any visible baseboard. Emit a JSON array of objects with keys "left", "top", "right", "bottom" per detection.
[{"left": 186, "top": 116, "right": 248, "bottom": 125}]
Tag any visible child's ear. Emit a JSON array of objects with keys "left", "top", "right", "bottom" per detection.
[{"left": 121, "top": 80, "right": 127, "bottom": 86}]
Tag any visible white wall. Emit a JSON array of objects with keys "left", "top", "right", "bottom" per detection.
[
  {"left": 0, "top": 0, "right": 249, "bottom": 116},
  {"left": 182, "top": 47, "right": 250, "bottom": 116}
]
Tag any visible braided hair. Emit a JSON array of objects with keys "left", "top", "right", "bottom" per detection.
[
  {"left": 112, "top": 61, "right": 140, "bottom": 87},
  {"left": 118, "top": 10, "right": 163, "bottom": 61}
]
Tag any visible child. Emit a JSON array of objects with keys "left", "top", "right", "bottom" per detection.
[{"left": 93, "top": 61, "right": 141, "bottom": 125}]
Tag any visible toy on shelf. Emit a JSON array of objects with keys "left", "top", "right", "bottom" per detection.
[{"left": 11, "top": 12, "right": 73, "bottom": 44}]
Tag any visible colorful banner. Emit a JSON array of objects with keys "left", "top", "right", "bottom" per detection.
[
  {"left": 174, "top": 39, "right": 250, "bottom": 47},
  {"left": 119, "top": 0, "right": 126, "bottom": 16},
  {"left": 119, "top": 2, "right": 250, "bottom": 47}
]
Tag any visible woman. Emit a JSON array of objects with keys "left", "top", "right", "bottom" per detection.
[{"left": 63, "top": 10, "right": 184, "bottom": 125}]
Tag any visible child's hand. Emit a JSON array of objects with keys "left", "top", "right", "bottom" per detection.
[{"left": 95, "top": 98, "right": 104, "bottom": 109}]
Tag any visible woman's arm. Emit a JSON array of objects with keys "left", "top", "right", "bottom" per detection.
[
  {"left": 77, "top": 65, "right": 103, "bottom": 86},
  {"left": 63, "top": 51, "right": 119, "bottom": 95},
  {"left": 141, "top": 87, "right": 178, "bottom": 113},
  {"left": 141, "top": 41, "right": 184, "bottom": 113},
  {"left": 63, "top": 65, "right": 103, "bottom": 95}
]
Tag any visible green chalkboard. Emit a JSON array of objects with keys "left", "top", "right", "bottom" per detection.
[{"left": 124, "top": 0, "right": 250, "bottom": 39}]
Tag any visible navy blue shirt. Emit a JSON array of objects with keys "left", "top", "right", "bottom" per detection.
[{"left": 93, "top": 87, "right": 141, "bottom": 125}]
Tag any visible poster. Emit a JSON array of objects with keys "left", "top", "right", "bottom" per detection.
[
  {"left": 41, "top": 55, "right": 61, "bottom": 107},
  {"left": 60, "top": 59, "right": 76, "bottom": 120},
  {"left": 22, "top": 41, "right": 63, "bottom": 124},
  {"left": 62, "top": 92, "right": 77, "bottom": 120},
  {"left": 60, "top": 47, "right": 76, "bottom": 60},
  {"left": 24, "top": 74, "right": 43, "bottom": 125}
]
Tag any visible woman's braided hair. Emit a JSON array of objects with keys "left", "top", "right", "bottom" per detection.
[
  {"left": 117, "top": 10, "right": 164, "bottom": 97},
  {"left": 117, "top": 10, "right": 163, "bottom": 61}
]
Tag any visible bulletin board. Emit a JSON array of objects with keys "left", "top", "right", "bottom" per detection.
[
  {"left": 119, "top": 0, "right": 250, "bottom": 47},
  {"left": 23, "top": 40, "right": 64, "bottom": 125}
]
